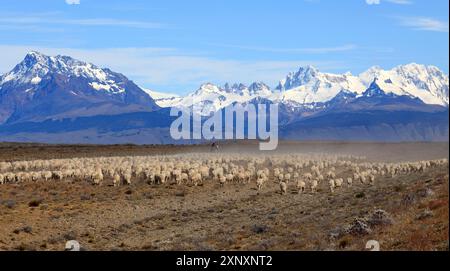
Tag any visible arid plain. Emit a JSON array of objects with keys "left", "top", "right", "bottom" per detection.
[{"left": 0, "top": 141, "right": 448, "bottom": 251}]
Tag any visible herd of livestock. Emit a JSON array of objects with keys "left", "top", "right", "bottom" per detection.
[{"left": 0, "top": 153, "right": 447, "bottom": 195}]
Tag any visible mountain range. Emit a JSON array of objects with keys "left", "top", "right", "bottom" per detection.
[
  {"left": 156, "top": 63, "right": 448, "bottom": 112},
  {"left": 0, "top": 51, "right": 448, "bottom": 144}
]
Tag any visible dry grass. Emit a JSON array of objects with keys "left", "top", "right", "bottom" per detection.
[{"left": 0, "top": 142, "right": 448, "bottom": 251}]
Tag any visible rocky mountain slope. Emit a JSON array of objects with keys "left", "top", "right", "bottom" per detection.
[{"left": 0, "top": 51, "right": 158, "bottom": 124}]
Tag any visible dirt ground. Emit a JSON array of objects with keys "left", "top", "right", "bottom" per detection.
[
  {"left": 0, "top": 141, "right": 448, "bottom": 251},
  {"left": 1, "top": 141, "right": 448, "bottom": 162}
]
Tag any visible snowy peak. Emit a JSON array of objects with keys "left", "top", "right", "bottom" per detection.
[
  {"left": 276, "top": 65, "right": 320, "bottom": 91},
  {"left": 0, "top": 51, "right": 158, "bottom": 124},
  {"left": 223, "top": 83, "right": 248, "bottom": 95},
  {"left": 248, "top": 82, "right": 271, "bottom": 96},
  {"left": 191, "top": 81, "right": 271, "bottom": 99},
  {"left": 194, "top": 83, "right": 222, "bottom": 95},
  {"left": 275, "top": 65, "right": 367, "bottom": 104},
  {"left": 359, "top": 63, "right": 449, "bottom": 106},
  {"left": 363, "top": 78, "right": 398, "bottom": 98},
  {"left": 1, "top": 51, "right": 127, "bottom": 94},
  {"left": 163, "top": 81, "right": 276, "bottom": 114},
  {"left": 23, "top": 51, "right": 47, "bottom": 66}
]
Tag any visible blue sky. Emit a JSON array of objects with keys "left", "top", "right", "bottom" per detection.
[{"left": 0, "top": 0, "right": 448, "bottom": 94}]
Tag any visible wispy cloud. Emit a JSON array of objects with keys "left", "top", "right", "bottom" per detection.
[
  {"left": 0, "top": 15, "right": 165, "bottom": 29},
  {"left": 386, "top": 0, "right": 412, "bottom": 4},
  {"left": 65, "top": 0, "right": 80, "bottom": 5},
  {"left": 366, "top": 0, "right": 412, "bottom": 5},
  {"left": 0, "top": 24, "right": 66, "bottom": 33},
  {"left": 397, "top": 16, "right": 449, "bottom": 32},
  {"left": 0, "top": 45, "right": 344, "bottom": 93},
  {"left": 366, "top": 0, "right": 380, "bottom": 5},
  {"left": 63, "top": 18, "right": 164, "bottom": 28},
  {"left": 207, "top": 43, "right": 357, "bottom": 54}
]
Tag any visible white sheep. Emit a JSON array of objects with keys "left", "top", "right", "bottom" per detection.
[
  {"left": 347, "top": 177, "right": 353, "bottom": 186},
  {"left": 42, "top": 171, "right": 52, "bottom": 181},
  {"left": 303, "top": 173, "right": 313, "bottom": 181},
  {"left": 190, "top": 173, "right": 202, "bottom": 186},
  {"left": 329, "top": 179, "right": 335, "bottom": 193},
  {"left": 256, "top": 178, "right": 264, "bottom": 191},
  {"left": 368, "top": 174, "right": 375, "bottom": 185},
  {"left": 92, "top": 171, "right": 103, "bottom": 185},
  {"left": 317, "top": 174, "right": 324, "bottom": 182},
  {"left": 280, "top": 181, "right": 287, "bottom": 195},
  {"left": 311, "top": 179, "right": 318, "bottom": 193},
  {"left": 219, "top": 176, "right": 226, "bottom": 187},
  {"left": 113, "top": 173, "right": 121, "bottom": 187},
  {"left": 180, "top": 173, "right": 189, "bottom": 184},
  {"left": 123, "top": 171, "right": 132, "bottom": 185},
  {"left": 358, "top": 174, "right": 366, "bottom": 184},
  {"left": 284, "top": 173, "right": 292, "bottom": 184},
  {"left": 326, "top": 171, "right": 336, "bottom": 180},
  {"left": 213, "top": 167, "right": 224, "bottom": 180},
  {"left": 160, "top": 171, "right": 169, "bottom": 184},
  {"left": 296, "top": 180, "right": 306, "bottom": 194},
  {"left": 277, "top": 174, "right": 284, "bottom": 182}
]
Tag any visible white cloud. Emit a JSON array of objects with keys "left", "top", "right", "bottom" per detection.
[
  {"left": 0, "top": 45, "right": 343, "bottom": 94},
  {"left": 366, "top": 0, "right": 380, "bottom": 5},
  {"left": 386, "top": 0, "right": 411, "bottom": 4},
  {"left": 366, "top": 0, "right": 412, "bottom": 4},
  {"left": 0, "top": 16, "right": 165, "bottom": 29},
  {"left": 65, "top": 0, "right": 80, "bottom": 4},
  {"left": 397, "top": 16, "right": 449, "bottom": 32}
]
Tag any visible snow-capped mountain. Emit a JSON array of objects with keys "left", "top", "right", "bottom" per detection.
[
  {"left": 155, "top": 63, "right": 448, "bottom": 113},
  {"left": 248, "top": 82, "right": 272, "bottom": 97},
  {"left": 163, "top": 82, "right": 274, "bottom": 115},
  {"left": 274, "top": 66, "right": 367, "bottom": 105},
  {"left": 275, "top": 64, "right": 449, "bottom": 107},
  {"left": 141, "top": 88, "right": 181, "bottom": 108},
  {"left": 0, "top": 53, "right": 447, "bottom": 143},
  {"left": 0, "top": 51, "right": 158, "bottom": 124},
  {"left": 359, "top": 63, "right": 449, "bottom": 106}
]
